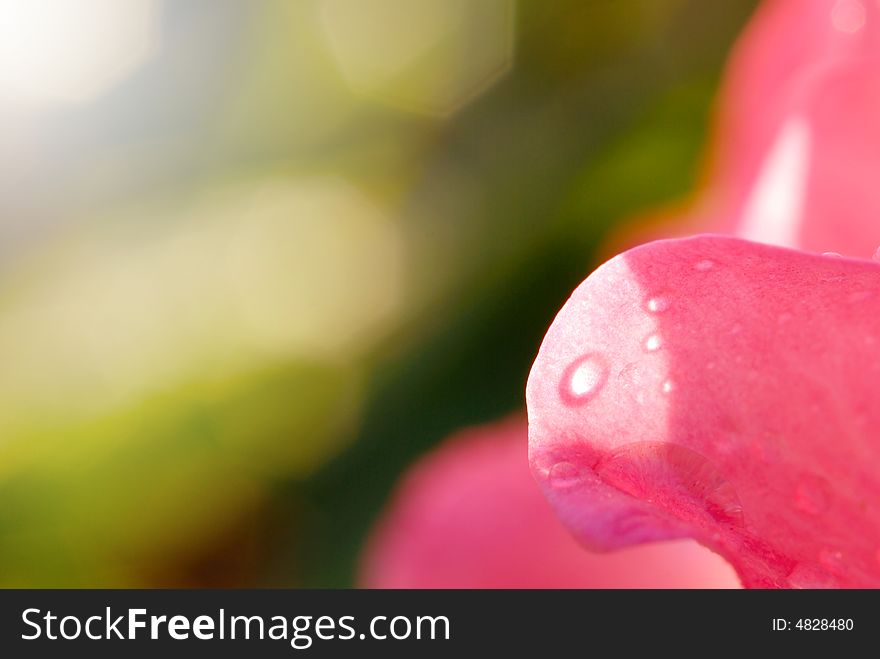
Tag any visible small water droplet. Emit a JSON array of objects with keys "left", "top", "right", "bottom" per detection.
[
  {"left": 595, "top": 442, "right": 745, "bottom": 528},
  {"left": 560, "top": 354, "right": 609, "bottom": 406},
  {"left": 694, "top": 259, "right": 714, "bottom": 272},
  {"left": 831, "top": 0, "right": 866, "bottom": 34},
  {"left": 661, "top": 380, "right": 674, "bottom": 394},
  {"left": 822, "top": 251, "right": 843, "bottom": 258},
  {"left": 794, "top": 477, "right": 830, "bottom": 515},
  {"left": 646, "top": 295, "right": 670, "bottom": 313},
  {"left": 644, "top": 334, "right": 663, "bottom": 352},
  {"left": 549, "top": 461, "right": 581, "bottom": 490},
  {"left": 787, "top": 563, "right": 839, "bottom": 589}
]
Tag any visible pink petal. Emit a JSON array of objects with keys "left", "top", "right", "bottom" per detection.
[
  {"left": 708, "top": 0, "right": 880, "bottom": 256},
  {"left": 361, "top": 416, "right": 740, "bottom": 588},
  {"left": 606, "top": 1, "right": 880, "bottom": 258},
  {"left": 527, "top": 235, "right": 880, "bottom": 588}
]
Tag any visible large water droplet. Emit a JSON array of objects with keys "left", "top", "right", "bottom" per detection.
[
  {"left": 560, "top": 354, "right": 609, "bottom": 406},
  {"left": 694, "top": 259, "right": 714, "bottom": 272},
  {"left": 595, "top": 442, "right": 745, "bottom": 528},
  {"left": 787, "top": 563, "right": 839, "bottom": 589},
  {"left": 549, "top": 461, "right": 581, "bottom": 490},
  {"left": 794, "top": 476, "right": 830, "bottom": 515},
  {"left": 646, "top": 295, "right": 670, "bottom": 313},
  {"left": 644, "top": 334, "right": 663, "bottom": 352}
]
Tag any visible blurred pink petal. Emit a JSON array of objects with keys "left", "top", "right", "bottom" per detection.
[
  {"left": 527, "top": 235, "right": 880, "bottom": 588},
  {"left": 707, "top": 0, "right": 880, "bottom": 256},
  {"left": 606, "top": 1, "right": 880, "bottom": 257},
  {"left": 361, "top": 416, "right": 740, "bottom": 588}
]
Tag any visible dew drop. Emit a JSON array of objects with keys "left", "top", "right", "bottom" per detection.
[
  {"left": 595, "top": 442, "right": 745, "bottom": 528},
  {"left": 560, "top": 354, "right": 609, "bottom": 406},
  {"left": 548, "top": 461, "right": 581, "bottom": 490},
  {"left": 661, "top": 380, "right": 674, "bottom": 394},
  {"left": 694, "top": 259, "right": 714, "bottom": 272},
  {"left": 831, "top": 0, "right": 866, "bottom": 34},
  {"left": 644, "top": 334, "right": 663, "bottom": 352},
  {"left": 646, "top": 295, "right": 670, "bottom": 313},
  {"left": 822, "top": 251, "right": 843, "bottom": 258},
  {"left": 787, "top": 563, "right": 839, "bottom": 589},
  {"left": 794, "top": 477, "right": 830, "bottom": 515}
]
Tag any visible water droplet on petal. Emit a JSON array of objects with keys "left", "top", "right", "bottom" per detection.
[
  {"left": 549, "top": 461, "right": 581, "bottom": 490},
  {"left": 644, "top": 334, "right": 662, "bottom": 352},
  {"left": 646, "top": 295, "right": 670, "bottom": 313},
  {"left": 694, "top": 259, "right": 714, "bottom": 272},
  {"left": 661, "top": 380, "right": 674, "bottom": 394},
  {"left": 831, "top": 0, "right": 866, "bottom": 34},
  {"left": 794, "top": 476, "right": 830, "bottom": 515},
  {"left": 560, "top": 354, "right": 609, "bottom": 406},
  {"left": 596, "top": 442, "right": 745, "bottom": 528},
  {"left": 787, "top": 563, "right": 839, "bottom": 589},
  {"left": 822, "top": 251, "right": 843, "bottom": 258}
]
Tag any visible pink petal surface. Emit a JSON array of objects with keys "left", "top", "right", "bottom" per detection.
[
  {"left": 607, "top": 0, "right": 880, "bottom": 258},
  {"left": 527, "top": 235, "right": 880, "bottom": 588},
  {"left": 704, "top": 0, "right": 880, "bottom": 255},
  {"left": 361, "top": 416, "right": 740, "bottom": 588}
]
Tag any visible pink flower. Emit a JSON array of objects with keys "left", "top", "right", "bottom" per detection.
[
  {"left": 615, "top": 0, "right": 880, "bottom": 258},
  {"left": 361, "top": 416, "right": 739, "bottom": 588},
  {"left": 364, "top": 1, "right": 880, "bottom": 589},
  {"left": 705, "top": 0, "right": 880, "bottom": 255},
  {"left": 527, "top": 235, "right": 880, "bottom": 588},
  {"left": 524, "top": 1, "right": 880, "bottom": 589}
]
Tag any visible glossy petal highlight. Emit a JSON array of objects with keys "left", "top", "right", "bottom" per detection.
[{"left": 710, "top": 0, "right": 880, "bottom": 256}]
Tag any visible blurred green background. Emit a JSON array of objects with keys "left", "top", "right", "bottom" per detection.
[{"left": 0, "top": 0, "right": 757, "bottom": 587}]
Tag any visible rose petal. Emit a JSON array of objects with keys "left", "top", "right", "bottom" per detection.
[
  {"left": 527, "top": 235, "right": 880, "bottom": 588},
  {"left": 361, "top": 415, "right": 740, "bottom": 588}
]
